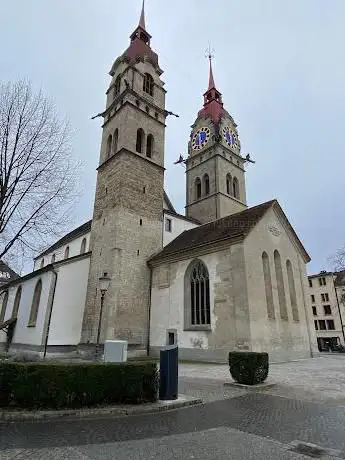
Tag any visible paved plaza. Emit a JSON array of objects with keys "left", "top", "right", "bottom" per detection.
[{"left": 2, "top": 355, "right": 345, "bottom": 459}]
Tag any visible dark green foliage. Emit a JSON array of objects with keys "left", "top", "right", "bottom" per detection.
[
  {"left": 228, "top": 351, "right": 269, "bottom": 385},
  {"left": 0, "top": 361, "right": 158, "bottom": 409}
]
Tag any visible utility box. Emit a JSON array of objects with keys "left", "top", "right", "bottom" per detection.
[
  {"left": 104, "top": 340, "right": 128, "bottom": 363},
  {"left": 159, "top": 346, "right": 178, "bottom": 400}
]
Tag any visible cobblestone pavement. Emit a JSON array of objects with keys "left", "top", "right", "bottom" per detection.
[
  {"left": 2, "top": 394, "right": 345, "bottom": 459},
  {"left": 179, "top": 355, "right": 345, "bottom": 404}
]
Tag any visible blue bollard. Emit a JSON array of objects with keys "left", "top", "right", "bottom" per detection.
[{"left": 159, "top": 346, "right": 178, "bottom": 400}]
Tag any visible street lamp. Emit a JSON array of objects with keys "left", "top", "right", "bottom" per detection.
[{"left": 95, "top": 272, "right": 111, "bottom": 360}]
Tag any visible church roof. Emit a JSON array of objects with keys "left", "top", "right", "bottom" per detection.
[
  {"left": 149, "top": 200, "right": 311, "bottom": 263},
  {"left": 35, "top": 220, "right": 92, "bottom": 260},
  {"left": 0, "top": 260, "right": 19, "bottom": 285}
]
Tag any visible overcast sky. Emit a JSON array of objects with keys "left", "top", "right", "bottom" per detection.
[{"left": 1, "top": 0, "right": 344, "bottom": 274}]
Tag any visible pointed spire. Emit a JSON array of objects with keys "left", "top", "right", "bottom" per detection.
[
  {"left": 208, "top": 55, "right": 215, "bottom": 90},
  {"left": 139, "top": 0, "right": 146, "bottom": 30}
]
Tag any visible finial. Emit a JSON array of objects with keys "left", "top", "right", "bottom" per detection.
[
  {"left": 139, "top": 0, "right": 146, "bottom": 29},
  {"left": 205, "top": 46, "right": 216, "bottom": 90}
]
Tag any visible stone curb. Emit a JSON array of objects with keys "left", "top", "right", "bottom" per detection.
[
  {"left": 0, "top": 395, "right": 202, "bottom": 422},
  {"left": 224, "top": 381, "right": 276, "bottom": 389}
]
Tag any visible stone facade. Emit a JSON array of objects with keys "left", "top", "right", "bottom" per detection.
[{"left": 80, "top": 20, "right": 166, "bottom": 351}]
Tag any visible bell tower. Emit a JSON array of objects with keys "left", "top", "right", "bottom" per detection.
[
  {"left": 81, "top": 1, "right": 166, "bottom": 353},
  {"left": 185, "top": 54, "right": 247, "bottom": 224}
]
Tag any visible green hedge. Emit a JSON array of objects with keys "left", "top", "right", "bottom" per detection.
[
  {"left": 0, "top": 361, "right": 158, "bottom": 409},
  {"left": 229, "top": 351, "right": 269, "bottom": 385}
]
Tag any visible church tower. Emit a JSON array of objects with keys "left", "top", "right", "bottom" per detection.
[
  {"left": 185, "top": 56, "right": 247, "bottom": 224},
  {"left": 81, "top": 2, "right": 166, "bottom": 353}
]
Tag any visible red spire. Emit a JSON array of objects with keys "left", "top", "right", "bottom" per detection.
[
  {"left": 139, "top": 0, "right": 146, "bottom": 30},
  {"left": 208, "top": 55, "right": 215, "bottom": 90}
]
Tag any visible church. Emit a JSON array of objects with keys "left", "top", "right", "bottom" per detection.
[{"left": 0, "top": 3, "right": 318, "bottom": 363}]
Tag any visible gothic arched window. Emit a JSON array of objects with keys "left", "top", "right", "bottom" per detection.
[
  {"left": 286, "top": 260, "right": 299, "bottom": 321},
  {"left": 40, "top": 259, "right": 44, "bottom": 269},
  {"left": 51, "top": 253, "right": 56, "bottom": 263},
  {"left": 184, "top": 260, "right": 211, "bottom": 328},
  {"left": 195, "top": 178, "right": 201, "bottom": 200},
  {"left": 0, "top": 290, "right": 9, "bottom": 323},
  {"left": 136, "top": 128, "right": 145, "bottom": 153},
  {"left": 143, "top": 73, "right": 154, "bottom": 96},
  {"left": 262, "top": 252, "right": 275, "bottom": 319},
  {"left": 64, "top": 246, "right": 70, "bottom": 260},
  {"left": 274, "top": 250, "right": 288, "bottom": 320},
  {"left": 12, "top": 285, "right": 22, "bottom": 318},
  {"left": 233, "top": 177, "right": 239, "bottom": 199},
  {"left": 203, "top": 174, "right": 210, "bottom": 196},
  {"left": 146, "top": 134, "right": 154, "bottom": 158},
  {"left": 28, "top": 279, "right": 42, "bottom": 327},
  {"left": 80, "top": 238, "right": 87, "bottom": 255},
  {"left": 114, "top": 75, "right": 121, "bottom": 98},
  {"left": 106, "top": 134, "right": 112, "bottom": 158},
  {"left": 226, "top": 174, "right": 232, "bottom": 195},
  {"left": 113, "top": 129, "right": 119, "bottom": 154}
]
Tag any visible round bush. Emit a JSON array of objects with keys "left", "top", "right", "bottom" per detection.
[{"left": 228, "top": 351, "right": 268, "bottom": 385}]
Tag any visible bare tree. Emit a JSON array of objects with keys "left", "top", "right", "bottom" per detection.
[
  {"left": 0, "top": 80, "right": 79, "bottom": 269},
  {"left": 330, "top": 248, "right": 345, "bottom": 272}
]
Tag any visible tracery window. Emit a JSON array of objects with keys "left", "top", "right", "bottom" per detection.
[{"left": 186, "top": 260, "right": 211, "bottom": 327}]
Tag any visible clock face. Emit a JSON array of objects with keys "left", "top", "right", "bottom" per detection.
[
  {"left": 223, "top": 126, "right": 239, "bottom": 149},
  {"left": 192, "top": 127, "right": 210, "bottom": 150}
]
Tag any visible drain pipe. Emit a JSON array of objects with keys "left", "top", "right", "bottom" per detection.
[
  {"left": 43, "top": 269, "right": 58, "bottom": 359},
  {"left": 146, "top": 265, "right": 153, "bottom": 357}
]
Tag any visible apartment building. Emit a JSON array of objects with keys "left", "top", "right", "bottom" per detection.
[{"left": 308, "top": 270, "right": 345, "bottom": 351}]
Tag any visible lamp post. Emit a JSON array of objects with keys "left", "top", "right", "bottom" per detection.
[{"left": 95, "top": 273, "right": 111, "bottom": 360}]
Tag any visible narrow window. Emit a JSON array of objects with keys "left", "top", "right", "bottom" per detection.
[
  {"left": 0, "top": 290, "right": 9, "bottom": 323},
  {"left": 40, "top": 259, "right": 44, "bottom": 269},
  {"left": 232, "top": 177, "right": 239, "bottom": 199},
  {"left": 203, "top": 174, "right": 210, "bottom": 196},
  {"left": 51, "top": 254, "right": 56, "bottom": 263},
  {"left": 226, "top": 174, "right": 232, "bottom": 195},
  {"left": 165, "top": 218, "right": 172, "bottom": 232},
  {"left": 319, "top": 319, "right": 326, "bottom": 330},
  {"left": 12, "top": 286, "right": 22, "bottom": 318},
  {"left": 64, "top": 246, "right": 70, "bottom": 259},
  {"left": 113, "top": 129, "right": 118, "bottom": 154},
  {"left": 286, "top": 260, "right": 299, "bottom": 321},
  {"left": 314, "top": 320, "right": 318, "bottom": 330},
  {"left": 195, "top": 178, "right": 201, "bottom": 200},
  {"left": 136, "top": 128, "right": 144, "bottom": 153},
  {"left": 28, "top": 279, "right": 42, "bottom": 327},
  {"left": 114, "top": 75, "right": 121, "bottom": 98},
  {"left": 143, "top": 73, "right": 154, "bottom": 96},
  {"left": 312, "top": 306, "right": 317, "bottom": 316},
  {"left": 187, "top": 260, "right": 210, "bottom": 327},
  {"left": 274, "top": 250, "right": 288, "bottom": 320},
  {"left": 308, "top": 279, "right": 312, "bottom": 288},
  {"left": 311, "top": 294, "right": 315, "bottom": 303},
  {"left": 326, "top": 319, "right": 335, "bottom": 330},
  {"left": 106, "top": 134, "right": 112, "bottom": 157},
  {"left": 262, "top": 252, "right": 275, "bottom": 319},
  {"left": 146, "top": 134, "right": 154, "bottom": 158},
  {"left": 80, "top": 238, "right": 87, "bottom": 255},
  {"left": 324, "top": 305, "right": 331, "bottom": 315}
]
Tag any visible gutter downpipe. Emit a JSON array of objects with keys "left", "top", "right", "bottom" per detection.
[
  {"left": 43, "top": 268, "right": 58, "bottom": 359},
  {"left": 147, "top": 265, "right": 153, "bottom": 357}
]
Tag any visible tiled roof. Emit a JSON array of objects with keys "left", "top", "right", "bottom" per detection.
[
  {"left": 35, "top": 220, "right": 92, "bottom": 260},
  {"left": 0, "top": 260, "right": 18, "bottom": 284},
  {"left": 149, "top": 200, "right": 276, "bottom": 262}
]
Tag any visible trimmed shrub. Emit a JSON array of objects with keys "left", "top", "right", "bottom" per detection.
[
  {"left": 229, "top": 351, "right": 268, "bottom": 385},
  {"left": 0, "top": 361, "right": 158, "bottom": 409}
]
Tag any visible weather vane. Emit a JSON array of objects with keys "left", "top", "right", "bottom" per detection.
[{"left": 205, "top": 45, "right": 215, "bottom": 62}]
